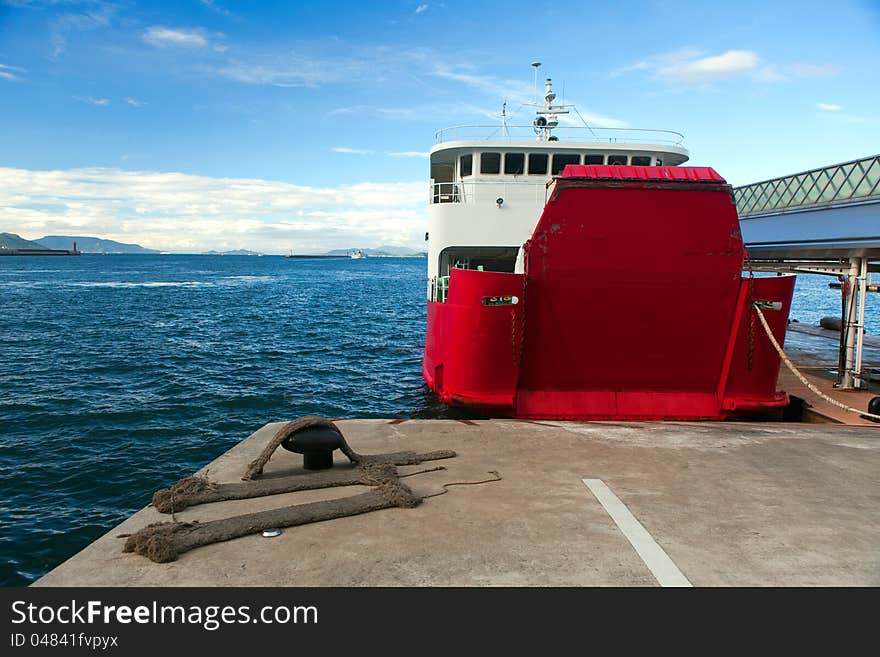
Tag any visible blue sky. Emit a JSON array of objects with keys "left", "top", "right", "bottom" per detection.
[{"left": 1, "top": 0, "right": 878, "bottom": 252}]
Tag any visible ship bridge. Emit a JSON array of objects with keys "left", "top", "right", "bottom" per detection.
[
  {"left": 429, "top": 125, "right": 690, "bottom": 205},
  {"left": 735, "top": 154, "right": 880, "bottom": 389},
  {"left": 429, "top": 76, "right": 689, "bottom": 208}
]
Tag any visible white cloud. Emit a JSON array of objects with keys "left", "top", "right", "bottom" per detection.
[
  {"left": 557, "top": 110, "right": 628, "bottom": 130},
  {"left": 216, "top": 59, "right": 333, "bottom": 87},
  {"left": 199, "top": 0, "right": 233, "bottom": 17},
  {"left": 430, "top": 64, "right": 626, "bottom": 128},
  {"left": 432, "top": 65, "right": 534, "bottom": 101},
  {"left": 125, "top": 98, "right": 144, "bottom": 107},
  {"left": 790, "top": 63, "right": 842, "bottom": 77},
  {"left": 49, "top": 4, "right": 115, "bottom": 59},
  {"left": 754, "top": 66, "right": 787, "bottom": 83},
  {"left": 0, "top": 167, "right": 428, "bottom": 253},
  {"left": 616, "top": 48, "right": 760, "bottom": 84},
  {"left": 415, "top": 4, "right": 429, "bottom": 12},
  {"left": 817, "top": 103, "right": 844, "bottom": 111},
  {"left": 619, "top": 50, "right": 842, "bottom": 87},
  {"left": 77, "top": 97, "right": 111, "bottom": 106},
  {"left": 213, "top": 46, "right": 434, "bottom": 88},
  {"left": 656, "top": 49, "right": 759, "bottom": 83},
  {"left": 329, "top": 103, "right": 451, "bottom": 121},
  {"left": 143, "top": 26, "right": 208, "bottom": 48},
  {"left": 332, "top": 147, "right": 372, "bottom": 154},
  {"left": 0, "top": 63, "right": 25, "bottom": 81},
  {"left": 387, "top": 151, "right": 430, "bottom": 158}
]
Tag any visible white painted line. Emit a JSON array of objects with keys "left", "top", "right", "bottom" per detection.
[{"left": 581, "top": 478, "right": 692, "bottom": 587}]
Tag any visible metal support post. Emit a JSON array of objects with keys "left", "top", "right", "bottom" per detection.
[
  {"left": 840, "top": 258, "right": 862, "bottom": 389},
  {"left": 853, "top": 258, "right": 868, "bottom": 388}
]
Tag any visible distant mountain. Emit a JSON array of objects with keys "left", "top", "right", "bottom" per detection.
[
  {"left": 0, "top": 232, "right": 48, "bottom": 250},
  {"left": 37, "top": 236, "right": 159, "bottom": 254},
  {"left": 201, "top": 249, "right": 263, "bottom": 256},
  {"left": 323, "top": 245, "right": 424, "bottom": 257}
]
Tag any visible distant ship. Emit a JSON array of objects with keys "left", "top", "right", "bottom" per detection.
[
  {"left": 349, "top": 249, "right": 367, "bottom": 259},
  {"left": 422, "top": 65, "right": 795, "bottom": 421}
]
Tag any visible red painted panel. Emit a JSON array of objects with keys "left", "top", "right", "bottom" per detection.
[
  {"left": 721, "top": 275, "right": 796, "bottom": 410},
  {"left": 561, "top": 164, "right": 726, "bottom": 182},
  {"left": 423, "top": 270, "right": 524, "bottom": 411},
  {"left": 519, "top": 178, "right": 744, "bottom": 396}
]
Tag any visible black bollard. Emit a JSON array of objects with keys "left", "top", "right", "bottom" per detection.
[{"left": 281, "top": 425, "right": 345, "bottom": 470}]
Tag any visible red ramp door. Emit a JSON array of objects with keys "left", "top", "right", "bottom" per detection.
[{"left": 517, "top": 166, "right": 746, "bottom": 420}]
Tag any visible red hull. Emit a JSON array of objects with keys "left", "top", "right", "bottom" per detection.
[{"left": 423, "top": 165, "right": 795, "bottom": 420}]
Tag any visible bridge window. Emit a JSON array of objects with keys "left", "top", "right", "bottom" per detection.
[
  {"left": 460, "top": 154, "right": 472, "bottom": 177},
  {"left": 552, "top": 153, "right": 580, "bottom": 175},
  {"left": 608, "top": 155, "right": 628, "bottom": 165},
  {"left": 480, "top": 152, "right": 501, "bottom": 175},
  {"left": 504, "top": 153, "right": 525, "bottom": 175},
  {"left": 584, "top": 154, "right": 604, "bottom": 165},
  {"left": 631, "top": 156, "right": 652, "bottom": 166},
  {"left": 528, "top": 153, "right": 548, "bottom": 175},
  {"left": 440, "top": 246, "right": 520, "bottom": 277}
]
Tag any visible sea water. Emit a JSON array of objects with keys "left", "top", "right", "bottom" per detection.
[{"left": 0, "top": 254, "right": 876, "bottom": 584}]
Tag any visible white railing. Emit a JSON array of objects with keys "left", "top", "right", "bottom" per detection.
[
  {"left": 431, "top": 180, "right": 548, "bottom": 205},
  {"left": 735, "top": 154, "right": 880, "bottom": 217},
  {"left": 434, "top": 124, "right": 686, "bottom": 147},
  {"left": 432, "top": 182, "right": 462, "bottom": 204},
  {"left": 428, "top": 276, "right": 450, "bottom": 303}
]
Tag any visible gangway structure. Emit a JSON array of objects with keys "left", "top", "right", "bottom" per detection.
[{"left": 735, "top": 154, "right": 880, "bottom": 388}]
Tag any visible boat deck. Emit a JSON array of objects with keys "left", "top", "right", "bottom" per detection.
[{"left": 36, "top": 416, "right": 879, "bottom": 587}]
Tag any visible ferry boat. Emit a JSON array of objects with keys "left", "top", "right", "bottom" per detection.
[
  {"left": 422, "top": 70, "right": 796, "bottom": 420},
  {"left": 350, "top": 249, "right": 366, "bottom": 259}
]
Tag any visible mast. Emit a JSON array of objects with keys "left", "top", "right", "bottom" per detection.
[
  {"left": 532, "top": 77, "right": 569, "bottom": 141},
  {"left": 531, "top": 61, "right": 541, "bottom": 104}
]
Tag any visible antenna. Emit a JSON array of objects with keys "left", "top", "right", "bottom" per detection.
[{"left": 531, "top": 61, "right": 541, "bottom": 104}]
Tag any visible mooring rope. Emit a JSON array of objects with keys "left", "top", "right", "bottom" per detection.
[
  {"left": 241, "top": 415, "right": 456, "bottom": 481},
  {"left": 752, "top": 304, "right": 880, "bottom": 421},
  {"left": 123, "top": 415, "right": 505, "bottom": 562},
  {"left": 422, "top": 470, "right": 503, "bottom": 499}
]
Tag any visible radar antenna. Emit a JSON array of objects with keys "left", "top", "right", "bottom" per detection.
[{"left": 532, "top": 77, "right": 569, "bottom": 141}]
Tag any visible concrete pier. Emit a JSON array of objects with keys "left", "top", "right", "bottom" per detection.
[
  {"left": 36, "top": 418, "right": 879, "bottom": 587},
  {"left": 781, "top": 323, "right": 880, "bottom": 424}
]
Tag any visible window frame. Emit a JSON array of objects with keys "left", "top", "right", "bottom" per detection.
[
  {"left": 479, "top": 152, "right": 502, "bottom": 175},
  {"left": 459, "top": 153, "right": 473, "bottom": 178},
  {"left": 504, "top": 152, "right": 526, "bottom": 175},
  {"left": 551, "top": 153, "right": 581, "bottom": 175},
  {"left": 527, "top": 153, "right": 549, "bottom": 175}
]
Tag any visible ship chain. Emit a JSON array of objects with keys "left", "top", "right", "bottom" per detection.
[
  {"left": 510, "top": 308, "right": 519, "bottom": 366},
  {"left": 744, "top": 248, "right": 756, "bottom": 371},
  {"left": 517, "top": 271, "right": 529, "bottom": 367}
]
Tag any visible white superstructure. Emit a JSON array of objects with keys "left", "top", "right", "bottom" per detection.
[{"left": 427, "top": 73, "right": 690, "bottom": 301}]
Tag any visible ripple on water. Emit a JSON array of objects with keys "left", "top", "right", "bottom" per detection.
[{"left": 0, "top": 255, "right": 436, "bottom": 585}]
